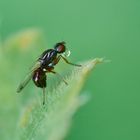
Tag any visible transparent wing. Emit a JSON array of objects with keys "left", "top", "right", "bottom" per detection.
[
  {"left": 17, "top": 61, "right": 41, "bottom": 93},
  {"left": 17, "top": 72, "right": 33, "bottom": 93}
]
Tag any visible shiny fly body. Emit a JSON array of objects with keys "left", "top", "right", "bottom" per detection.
[{"left": 17, "top": 42, "right": 81, "bottom": 105}]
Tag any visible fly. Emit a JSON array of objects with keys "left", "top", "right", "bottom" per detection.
[{"left": 17, "top": 42, "right": 81, "bottom": 105}]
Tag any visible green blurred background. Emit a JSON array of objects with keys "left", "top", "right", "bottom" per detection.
[{"left": 0, "top": 0, "right": 140, "bottom": 140}]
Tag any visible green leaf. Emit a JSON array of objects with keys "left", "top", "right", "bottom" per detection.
[
  {"left": 0, "top": 29, "right": 104, "bottom": 140},
  {"left": 17, "top": 58, "right": 103, "bottom": 140}
]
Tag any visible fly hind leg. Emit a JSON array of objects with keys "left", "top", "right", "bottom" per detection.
[
  {"left": 50, "top": 70, "right": 68, "bottom": 85},
  {"left": 42, "top": 87, "right": 46, "bottom": 105}
]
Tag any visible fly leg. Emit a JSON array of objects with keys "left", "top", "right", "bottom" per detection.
[
  {"left": 60, "top": 55, "right": 81, "bottom": 67},
  {"left": 50, "top": 70, "right": 68, "bottom": 85},
  {"left": 42, "top": 87, "right": 46, "bottom": 105}
]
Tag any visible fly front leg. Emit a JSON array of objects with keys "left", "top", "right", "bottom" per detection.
[
  {"left": 50, "top": 70, "right": 68, "bottom": 85},
  {"left": 60, "top": 55, "right": 81, "bottom": 67}
]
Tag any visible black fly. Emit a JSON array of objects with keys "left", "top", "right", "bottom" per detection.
[{"left": 17, "top": 42, "right": 81, "bottom": 105}]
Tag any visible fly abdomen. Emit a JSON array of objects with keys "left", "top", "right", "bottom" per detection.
[{"left": 32, "top": 69, "right": 46, "bottom": 88}]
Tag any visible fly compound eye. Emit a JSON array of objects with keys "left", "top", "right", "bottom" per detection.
[
  {"left": 54, "top": 42, "right": 66, "bottom": 53},
  {"left": 57, "top": 45, "right": 65, "bottom": 53}
]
